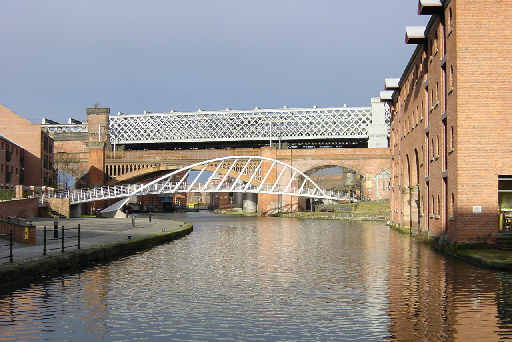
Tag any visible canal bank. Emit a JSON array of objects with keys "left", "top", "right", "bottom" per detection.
[
  {"left": 0, "top": 217, "right": 193, "bottom": 294},
  {"left": 215, "top": 201, "right": 390, "bottom": 222},
  {"left": 390, "top": 224, "right": 512, "bottom": 271}
]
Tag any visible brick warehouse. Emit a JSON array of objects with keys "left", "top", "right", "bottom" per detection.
[{"left": 386, "top": 0, "right": 512, "bottom": 243}]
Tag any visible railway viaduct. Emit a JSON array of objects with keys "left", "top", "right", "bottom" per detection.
[{"left": 44, "top": 99, "right": 391, "bottom": 213}]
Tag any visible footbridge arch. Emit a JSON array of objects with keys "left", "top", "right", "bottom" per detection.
[{"left": 46, "top": 156, "right": 350, "bottom": 206}]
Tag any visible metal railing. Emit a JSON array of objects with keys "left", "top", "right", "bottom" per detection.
[
  {"left": 43, "top": 222, "right": 81, "bottom": 256},
  {"left": 0, "top": 230, "right": 13, "bottom": 263}
]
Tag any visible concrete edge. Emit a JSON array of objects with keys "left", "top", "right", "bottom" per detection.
[
  {"left": 389, "top": 224, "right": 512, "bottom": 272},
  {"left": 279, "top": 212, "right": 388, "bottom": 222},
  {"left": 0, "top": 223, "right": 193, "bottom": 295}
]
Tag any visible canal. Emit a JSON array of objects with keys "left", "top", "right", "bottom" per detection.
[{"left": 2, "top": 212, "right": 512, "bottom": 341}]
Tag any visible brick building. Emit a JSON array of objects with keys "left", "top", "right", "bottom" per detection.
[
  {"left": 387, "top": 0, "right": 512, "bottom": 243},
  {"left": 0, "top": 105, "right": 55, "bottom": 186},
  {"left": 0, "top": 135, "right": 25, "bottom": 186}
]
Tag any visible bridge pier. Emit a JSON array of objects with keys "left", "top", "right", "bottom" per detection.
[
  {"left": 70, "top": 204, "right": 81, "bottom": 218},
  {"left": 243, "top": 193, "right": 258, "bottom": 213},
  {"left": 233, "top": 192, "right": 244, "bottom": 210}
]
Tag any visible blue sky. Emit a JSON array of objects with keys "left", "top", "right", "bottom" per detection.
[{"left": 1, "top": 1, "right": 428, "bottom": 123}]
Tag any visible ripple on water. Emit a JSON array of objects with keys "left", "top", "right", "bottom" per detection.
[{"left": 1, "top": 214, "right": 512, "bottom": 341}]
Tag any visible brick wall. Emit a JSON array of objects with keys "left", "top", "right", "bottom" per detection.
[
  {"left": 451, "top": 0, "right": 512, "bottom": 242},
  {"left": 0, "top": 198, "right": 39, "bottom": 218},
  {"left": 390, "top": 0, "right": 512, "bottom": 243},
  {"left": 0, "top": 219, "right": 36, "bottom": 245},
  {"left": 0, "top": 105, "right": 56, "bottom": 186}
]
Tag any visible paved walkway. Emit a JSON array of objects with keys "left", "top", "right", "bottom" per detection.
[{"left": 1, "top": 216, "right": 187, "bottom": 264}]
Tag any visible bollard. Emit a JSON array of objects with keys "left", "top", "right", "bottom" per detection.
[
  {"left": 131, "top": 216, "right": 135, "bottom": 228},
  {"left": 149, "top": 213, "right": 152, "bottom": 223},
  {"left": 9, "top": 229, "right": 13, "bottom": 263},
  {"left": 61, "top": 225, "right": 65, "bottom": 253},
  {"left": 53, "top": 220, "right": 58, "bottom": 239},
  {"left": 77, "top": 224, "right": 80, "bottom": 250},
  {"left": 43, "top": 226, "right": 47, "bottom": 256}
]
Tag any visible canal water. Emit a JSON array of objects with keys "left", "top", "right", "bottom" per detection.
[{"left": 2, "top": 213, "right": 512, "bottom": 341}]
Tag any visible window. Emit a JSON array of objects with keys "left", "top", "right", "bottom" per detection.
[
  {"left": 450, "top": 126, "right": 454, "bottom": 151},
  {"left": 431, "top": 138, "right": 435, "bottom": 160},
  {"left": 436, "top": 135, "right": 440, "bottom": 157},
  {"left": 448, "top": 7, "right": 454, "bottom": 31},
  {"left": 432, "top": 195, "right": 435, "bottom": 215},
  {"left": 437, "top": 194, "right": 441, "bottom": 216},
  {"left": 450, "top": 193, "right": 455, "bottom": 219},
  {"left": 436, "top": 82, "right": 439, "bottom": 104},
  {"left": 433, "top": 32, "right": 438, "bottom": 55},
  {"left": 450, "top": 65, "right": 455, "bottom": 90}
]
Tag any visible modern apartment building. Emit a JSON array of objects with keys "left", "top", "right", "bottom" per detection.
[
  {"left": 0, "top": 105, "right": 55, "bottom": 187},
  {"left": 386, "top": 0, "right": 512, "bottom": 243}
]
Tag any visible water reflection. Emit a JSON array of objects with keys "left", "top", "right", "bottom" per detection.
[
  {"left": 0, "top": 213, "right": 512, "bottom": 341},
  {"left": 385, "top": 231, "right": 509, "bottom": 341}
]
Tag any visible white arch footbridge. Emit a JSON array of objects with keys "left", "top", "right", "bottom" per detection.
[{"left": 45, "top": 156, "right": 351, "bottom": 206}]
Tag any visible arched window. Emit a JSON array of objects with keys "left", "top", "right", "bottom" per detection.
[
  {"left": 437, "top": 194, "right": 441, "bottom": 216},
  {"left": 433, "top": 32, "right": 438, "bottom": 55},
  {"left": 432, "top": 195, "right": 435, "bottom": 215}
]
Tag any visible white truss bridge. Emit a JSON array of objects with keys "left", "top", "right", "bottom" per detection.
[
  {"left": 43, "top": 157, "right": 351, "bottom": 205},
  {"left": 41, "top": 105, "right": 390, "bottom": 145}
]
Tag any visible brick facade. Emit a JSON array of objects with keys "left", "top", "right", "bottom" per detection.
[
  {"left": 0, "top": 135, "right": 25, "bottom": 186},
  {"left": 389, "top": 0, "right": 512, "bottom": 243},
  {"left": 0, "top": 198, "right": 39, "bottom": 218},
  {"left": 0, "top": 105, "right": 55, "bottom": 186}
]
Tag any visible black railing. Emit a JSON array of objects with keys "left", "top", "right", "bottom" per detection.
[
  {"left": 0, "top": 230, "right": 13, "bottom": 263},
  {"left": 43, "top": 223, "right": 80, "bottom": 255}
]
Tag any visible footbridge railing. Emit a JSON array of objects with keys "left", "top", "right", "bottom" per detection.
[{"left": 43, "top": 156, "right": 352, "bottom": 204}]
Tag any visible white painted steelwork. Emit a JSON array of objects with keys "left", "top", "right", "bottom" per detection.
[
  {"left": 42, "top": 106, "right": 374, "bottom": 144},
  {"left": 109, "top": 107, "right": 373, "bottom": 144},
  {"left": 43, "top": 156, "right": 351, "bottom": 204}
]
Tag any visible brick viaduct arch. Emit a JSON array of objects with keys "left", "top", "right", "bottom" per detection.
[{"left": 55, "top": 146, "right": 391, "bottom": 201}]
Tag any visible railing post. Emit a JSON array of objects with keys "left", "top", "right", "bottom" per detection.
[
  {"left": 9, "top": 229, "right": 13, "bottom": 263},
  {"left": 43, "top": 226, "right": 47, "bottom": 256},
  {"left": 149, "top": 213, "right": 152, "bottom": 223},
  {"left": 61, "top": 225, "right": 65, "bottom": 253},
  {"left": 77, "top": 224, "right": 80, "bottom": 250},
  {"left": 53, "top": 220, "right": 58, "bottom": 239}
]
